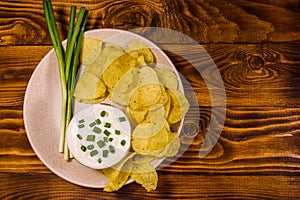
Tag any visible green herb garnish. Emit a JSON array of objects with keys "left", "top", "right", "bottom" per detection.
[
  {"left": 103, "top": 150, "right": 109, "bottom": 157},
  {"left": 89, "top": 122, "right": 96, "bottom": 127},
  {"left": 97, "top": 140, "right": 105, "bottom": 148},
  {"left": 115, "top": 130, "right": 121, "bottom": 135},
  {"left": 80, "top": 145, "right": 86, "bottom": 152},
  {"left": 118, "top": 117, "right": 126, "bottom": 122},
  {"left": 109, "top": 145, "right": 115, "bottom": 153},
  {"left": 77, "top": 134, "right": 83, "bottom": 140},
  {"left": 78, "top": 124, "right": 85, "bottom": 129},
  {"left": 93, "top": 127, "right": 101, "bottom": 134},
  {"left": 104, "top": 122, "right": 111, "bottom": 128},
  {"left": 104, "top": 130, "right": 111, "bottom": 136},
  {"left": 100, "top": 111, "right": 106, "bottom": 117},
  {"left": 121, "top": 140, "right": 126, "bottom": 146},
  {"left": 87, "top": 144, "right": 94, "bottom": 150},
  {"left": 86, "top": 135, "right": 95, "bottom": 141},
  {"left": 90, "top": 150, "right": 98, "bottom": 157}
]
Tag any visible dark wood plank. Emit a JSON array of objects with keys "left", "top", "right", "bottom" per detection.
[
  {"left": 1, "top": 43, "right": 300, "bottom": 107},
  {"left": 0, "top": 173, "right": 299, "bottom": 199},
  {"left": 0, "top": 0, "right": 300, "bottom": 45},
  {"left": 1, "top": 106, "right": 300, "bottom": 174}
]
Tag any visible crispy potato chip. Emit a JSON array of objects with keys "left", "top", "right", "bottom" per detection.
[
  {"left": 80, "top": 38, "right": 102, "bottom": 65},
  {"left": 87, "top": 42, "right": 124, "bottom": 68},
  {"left": 111, "top": 66, "right": 160, "bottom": 105},
  {"left": 167, "top": 89, "right": 189, "bottom": 124},
  {"left": 130, "top": 161, "right": 158, "bottom": 192},
  {"left": 128, "top": 87, "right": 168, "bottom": 124},
  {"left": 132, "top": 123, "right": 170, "bottom": 154},
  {"left": 154, "top": 133, "right": 180, "bottom": 157},
  {"left": 163, "top": 92, "right": 171, "bottom": 118},
  {"left": 83, "top": 43, "right": 125, "bottom": 77},
  {"left": 75, "top": 42, "right": 125, "bottom": 102},
  {"left": 136, "top": 55, "right": 147, "bottom": 66},
  {"left": 132, "top": 105, "right": 166, "bottom": 138},
  {"left": 132, "top": 154, "right": 156, "bottom": 164},
  {"left": 102, "top": 153, "right": 136, "bottom": 192},
  {"left": 157, "top": 87, "right": 168, "bottom": 105},
  {"left": 154, "top": 68, "right": 178, "bottom": 90},
  {"left": 129, "top": 83, "right": 162, "bottom": 110},
  {"left": 126, "top": 40, "right": 155, "bottom": 63},
  {"left": 73, "top": 72, "right": 107, "bottom": 101},
  {"left": 102, "top": 52, "right": 137, "bottom": 91},
  {"left": 128, "top": 107, "right": 148, "bottom": 124}
]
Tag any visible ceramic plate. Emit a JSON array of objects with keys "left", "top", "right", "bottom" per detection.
[{"left": 24, "top": 29, "right": 183, "bottom": 188}]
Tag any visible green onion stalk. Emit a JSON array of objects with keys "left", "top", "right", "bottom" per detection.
[{"left": 43, "top": 0, "right": 88, "bottom": 160}]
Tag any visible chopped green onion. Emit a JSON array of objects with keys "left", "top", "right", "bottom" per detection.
[
  {"left": 89, "top": 122, "right": 96, "bottom": 127},
  {"left": 93, "top": 127, "right": 101, "bottom": 134},
  {"left": 104, "top": 130, "right": 111, "bottom": 136},
  {"left": 98, "top": 158, "right": 102, "bottom": 163},
  {"left": 100, "top": 111, "right": 106, "bottom": 117},
  {"left": 103, "top": 150, "right": 109, "bottom": 157},
  {"left": 95, "top": 119, "right": 101, "bottom": 125},
  {"left": 109, "top": 145, "right": 115, "bottom": 153},
  {"left": 121, "top": 140, "right": 126, "bottom": 146},
  {"left": 103, "top": 137, "right": 108, "bottom": 143},
  {"left": 104, "top": 122, "right": 111, "bottom": 128},
  {"left": 115, "top": 130, "right": 121, "bottom": 135},
  {"left": 109, "top": 137, "right": 113, "bottom": 142},
  {"left": 78, "top": 124, "right": 85, "bottom": 129},
  {"left": 80, "top": 145, "right": 86, "bottom": 152},
  {"left": 87, "top": 144, "right": 94, "bottom": 150},
  {"left": 79, "top": 119, "right": 85, "bottom": 123},
  {"left": 118, "top": 116, "right": 126, "bottom": 122},
  {"left": 97, "top": 140, "right": 105, "bottom": 148},
  {"left": 86, "top": 135, "right": 95, "bottom": 141},
  {"left": 77, "top": 134, "right": 83, "bottom": 140},
  {"left": 90, "top": 150, "right": 98, "bottom": 157}
]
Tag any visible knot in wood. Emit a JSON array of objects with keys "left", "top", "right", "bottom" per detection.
[
  {"left": 183, "top": 122, "right": 198, "bottom": 137},
  {"left": 248, "top": 55, "right": 265, "bottom": 70}
]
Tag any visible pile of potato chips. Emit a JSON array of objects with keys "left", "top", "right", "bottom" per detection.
[{"left": 75, "top": 38, "right": 189, "bottom": 192}]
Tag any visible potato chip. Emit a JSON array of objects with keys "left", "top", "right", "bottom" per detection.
[
  {"left": 80, "top": 38, "right": 102, "bottom": 65},
  {"left": 132, "top": 105, "right": 166, "bottom": 138},
  {"left": 136, "top": 55, "right": 147, "bottom": 66},
  {"left": 128, "top": 86, "right": 168, "bottom": 124},
  {"left": 130, "top": 161, "right": 158, "bottom": 192},
  {"left": 132, "top": 123, "right": 170, "bottom": 154},
  {"left": 126, "top": 40, "right": 155, "bottom": 63},
  {"left": 163, "top": 92, "right": 171, "bottom": 118},
  {"left": 76, "top": 42, "right": 126, "bottom": 102},
  {"left": 166, "top": 89, "right": 189, "bottom": 124},
  {"left": 157, "top": 86, "right": 168, "bottom": 105},
  {"left": 154, "top": 133, "right": 180, "bottom": 157},
  {"left": 87, "top": 42, "right": 124, "bottom": 68},
  {"left": 102, "top": 52, "right": 137, "bottom": 91},
  {"left": 154, "top": 68, "right": 178, "bottom": 90},
  {"left": 129, "top": 83, "right": 162, "bottom": 110},
  {"left": 127, "top": 107, "right": 148, "bottom": 124},
  {"left": 102, "top": 153, "right": 136, "bottom": 192},
  {"left": 83, "top": 43, "right": 124, "bottom": 77},
  {"left": 73, "top": 72, "right": 107, "bottom": 101},
  {"left": 111, "top": 66, "right": 160, "bottom": 106}
]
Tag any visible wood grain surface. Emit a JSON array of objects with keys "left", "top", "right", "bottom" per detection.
[{"left": 1, "top": 0, "right": 300, "bottom": 199}]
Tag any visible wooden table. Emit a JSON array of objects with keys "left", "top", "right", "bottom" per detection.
[{"left": 1, "top": 0, "right": 300, "bottom": 199}]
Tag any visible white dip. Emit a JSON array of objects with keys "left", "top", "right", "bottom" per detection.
[{"left": 66, "top": 104, "right": 131, "bottom": 169}]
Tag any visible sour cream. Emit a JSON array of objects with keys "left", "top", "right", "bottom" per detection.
[{"left": 66, "top": 104, "right": 131, "bottom": 169}]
